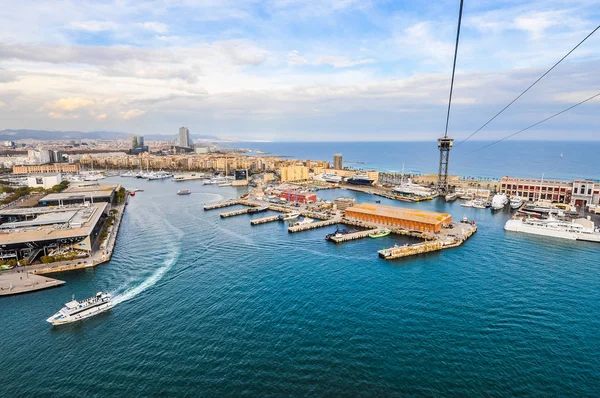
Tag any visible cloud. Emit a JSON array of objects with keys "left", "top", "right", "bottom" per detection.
[
  {"left": 89, "top": 110, "right": 107, "bottom": 120},
  {"left": 216, "top": 40, "right": 268, "bottom": 66},
  {"left": 68, "top": 20, "right": 119, "bottom": 32},
  {"left": 287, "top": 50, "right": 307, "bottom": 66},
  {"left": 44, "top": 97, "right": 94, "bottom": 112},
  {"left": 315, "top": 56, "right": 375, "bottom": 68},
  {"left": 138, "top": 22, "right": 168, "bottom": 33},
  {"left": 120, "top": 109, "right": 146, "bottom": 119},
  {"left": 48, "top": 112, "right": 80, "bottom": 119}
]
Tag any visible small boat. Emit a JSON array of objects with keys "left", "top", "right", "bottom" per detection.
[
  {"left": 461, "top": 215, "right": 468, "bottom": 223},
  {"left": 177, "top": 189, "right": 191, "bottom": 195},
  {"left": 47, "top": 292, "right": 113, "bottom": 326},
  {"left": 472, "top": 199, "right": 486, "bottom": 209},
  {"left": 375, "top": 200, "right": 381, "bottom": 203},
  {"left": 460, "top": 200, "right": 473, "bottom": 208},
  {"left": 129, "top": 191, "right": 136, "bottom": 196},
  {"left": 445, "top": 192, "right": 459, "bottom": 202},
  {"left": 369, "top": 229, "right": 391, "bottom": 238}
]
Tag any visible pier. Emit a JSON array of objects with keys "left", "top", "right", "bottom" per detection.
[
  {"left": 251, "top": 215, "right": 280, "bottom": 225},
  {"left": 378, "top": 240, "right": 444, "bottom": 259},
  {"left": 288, "top": 218, "right": 340, "bottom": 233},
  {"left": 220, "top": 208, "right": 252, "bottom": 218},
  {"left": 328, "top": 229, "right": 379, "bottom": 243},
  {"left": 203, "top": 200, "right": 241, "bottom": 210}
]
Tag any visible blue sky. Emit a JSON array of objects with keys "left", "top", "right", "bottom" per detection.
[{"left": 0, "top": 0, "right": 598, "bottom": 141}]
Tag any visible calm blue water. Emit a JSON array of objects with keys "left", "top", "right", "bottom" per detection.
[
  {"left": 226, "top": 141, "right": 600, "bottom": 181},
  {"left": 2, "top": 174, "right": 600, "bottom": 395}
]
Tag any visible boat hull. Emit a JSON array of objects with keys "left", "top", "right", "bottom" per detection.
[
  {"left": 504, "top": 220, "right": 578, "bottom": 240},
  {"left": 47, "top": 303, "right": 113, "bottom": 326}
]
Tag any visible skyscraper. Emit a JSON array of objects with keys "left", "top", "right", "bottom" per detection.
[
  {"left": 179, "top": 127, "right": 190, "bottom": 148},
  {"left": 131, "top": 136, "right": 138, "bottom": 149},
  {"left": 333, "top": 153, "right": 343, "bottom": 170}
]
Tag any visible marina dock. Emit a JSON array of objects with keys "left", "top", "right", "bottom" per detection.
[
  {"left": 328, "top": 229, "right": 379, "bottom": 243},
  {"left": 220, "top": 208, "right": 252, "bottom": 218},
  {"left": 288, "top": 218, "right": 340, "bottom": 233},
  {"left": 251, "top": 215, "right": 280, "bottom": 225},
  {"left": 204, "top": 200, "right": 241, "bottom": 210}
]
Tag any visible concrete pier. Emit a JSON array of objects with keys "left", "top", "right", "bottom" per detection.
[
  {"left": 288, "top": 218, "right": 339, "bottom": 233},
  {"left": 220, "top": 208, "right": 251, "bottom": 218},
  {"left": 204, "top": 200, "right": 241, "bottom": 210},
  {"left": 328, "top": 229, "right": 379, "bottom": 243},
  {"left": 251, "top": 215, "right": 280, "bottom": 225},
  {"left": 378, "top": 240, "right": 444, "bottom": 259},
  {"left": 0, "top": 272, "right": 65, "bottom": 296}
]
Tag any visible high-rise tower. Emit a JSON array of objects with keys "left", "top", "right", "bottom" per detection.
[
  {"left": 178, "top": 127, "right": 190, "bottom": 148},
  {"left": 333, "top": 153, "right": 343, "bottom": 170}
]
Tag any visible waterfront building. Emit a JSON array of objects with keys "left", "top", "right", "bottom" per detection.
[
  {"left": 344, "top": 203, "right": 451, "bottom": 233},
  {"left": 38, "top": 183, "right": 119, "bottom": 206},
  {"left": 333, "top": 153, "right": 343, "bottom": 170},
  {"left": 279, "top": 165, "right": 309, "bottom": 182},
  {"left": 13, "top": 163, "right": 80, "bottom": 174},
  {"left": 499, "top": 176, "right": 600, "bottom": 205},
  {"left": 179, "top": 127, "right": 190, "bottom": 148},
  {"left": 280, "top": 190, "right": 317, "bottom": 204},
  {"left": 0, "top": 203, "right": 108, "bottom": 262},
  {"left": 26, "top": 173, "right": 62, "bottom": 190}
]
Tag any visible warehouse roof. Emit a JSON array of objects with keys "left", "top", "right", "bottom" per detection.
[{"left": 345, "top": 203, "right": 451, "bottom": 225}]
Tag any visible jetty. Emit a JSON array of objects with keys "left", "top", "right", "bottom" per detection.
[
  {"left": 220, "top": 208, "right": 252, "bottom": 218},
  {"left": 328, "top": 229, "right": 379, "bottom": 243},
  {"left": 204, "top": 200, "right": 240, "bottom": 210},
  {"left": 251, "top": 215, "right": 280, "bottom": 225},
  {"left": 288, "top": 218, "right": 339, "bottom": 233}
]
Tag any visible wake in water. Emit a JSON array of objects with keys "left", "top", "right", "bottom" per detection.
[
  {"left": 112, "top": 247, "right": 179, "bottom": 305},
  {"left": 111, "top": 199, "right": 184, "bottom": 305}
]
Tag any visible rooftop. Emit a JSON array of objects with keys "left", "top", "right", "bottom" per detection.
[
  {"left": 0, "top": 202, "right": 107, "bottom": 245},
  {"left": 346, "top": 203, "right": 451, "bottom": 225},
  {"left": 39, "top": 190, "right": 114, "bottom": 202}
]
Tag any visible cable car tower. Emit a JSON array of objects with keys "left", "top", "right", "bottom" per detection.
[{"left": 437, "top": 0, "right": 463, "bottom": 193}]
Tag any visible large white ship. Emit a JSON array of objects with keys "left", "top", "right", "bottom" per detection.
[
  {"left": 322, "top": 173, "right": 342, "bottom": 183},
  {"left": 392, "top": 179, "right": 434, "bottom": 198},
  {"left": 504, "top": 216, "right": 600, "bottom": 242},
  {"left": 47, "top": 292, "right": 113, "bottom": 325}
]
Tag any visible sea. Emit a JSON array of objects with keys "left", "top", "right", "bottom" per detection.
[{"left": 1, "top": 141, "right": 600, "bottom": 397}]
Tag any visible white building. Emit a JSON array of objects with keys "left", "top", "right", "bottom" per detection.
[
  {"left": 178, "top": 127, "right": 190, "bottom": 148},
  {"left": 27, "top": 149, "right": 52, "bottom": 165},
  {"left": 26, "top": 174, "right": 62, "bottom": 190}
]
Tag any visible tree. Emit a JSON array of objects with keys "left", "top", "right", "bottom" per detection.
[{"left": 116, "top": 187, "right": 126, "bottom": 203}]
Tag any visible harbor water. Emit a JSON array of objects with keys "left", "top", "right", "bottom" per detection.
[{"left": 1, "top": 176, "right": 600, "bottom": 396}]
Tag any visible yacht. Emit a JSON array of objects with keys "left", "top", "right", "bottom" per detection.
[
  {"left": 392, "top": 179, "right": 434, "bottom": 198},
  {"left": 172, "top": 173, "right": 205, "bottom": 182},
  {"left": 46, "top": 292, "right": 113, "bottom": 325},
  {"left": 491, "top": 193, "right": 508, "bottom": 211},
  {"left": 505, "top": 216, "right": 600, "bottom": 242},
  {"left": 346, "top": 174, "right": 374, "bottom": 186},
  {"left": 278, "top": 212, "right": 300, "bottom": 221},
  {"left": 460, "top": 200, "right": 473, "bottom": 208},
  {"left": 147, "top": 171, "right": 173, "bottom": 180},
  {"left": 472, "top": 199, "right": 487, "bottom": 209},
  {"left": 120, "top": 171, "right": 137, "bottom": 178},
  {"left": 510, "top": 196, "right": 523, "bottom": 209},
  {"left": 322, "top": 173, "right": 342, "bottom": 183},
  {"left": 445, "top": 192, "right": 459, "bottom": 202}
]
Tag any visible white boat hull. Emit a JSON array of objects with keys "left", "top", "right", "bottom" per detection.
[
  {"left": 505, "top": 220, "right": 578, "bottom": 240},
  {"left": 47, "top": 302, "right": 113, "bottom": 325}
]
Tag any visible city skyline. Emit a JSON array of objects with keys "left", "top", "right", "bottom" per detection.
[{"left": 0, "top": 1, "right": 599, "bottom": 141}]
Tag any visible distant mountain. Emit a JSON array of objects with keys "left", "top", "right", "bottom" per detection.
[{"left": 0, "top": 129, "right": 220, "bottom": 141}]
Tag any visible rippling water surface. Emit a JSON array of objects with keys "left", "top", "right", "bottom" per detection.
[{"left": 2, "top": 178, "right": 600, "bottom": 396}]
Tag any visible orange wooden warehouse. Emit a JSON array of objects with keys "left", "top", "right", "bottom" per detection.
[{"left": 344, "top": 203, "right": 451, "bottom": 233}]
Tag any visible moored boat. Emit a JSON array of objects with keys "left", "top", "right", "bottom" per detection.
[
  {"left": 510, "top": 196, "right": 523, "bottom": 209},
  {"left": 176, "top": 189, "right": 191, "bottom": 195},
  {"left": 491, "top": 193, "right": 508, "bottom": 210},
  {"left": 369, "top": 229, "right": 391, "bottom": 238}
]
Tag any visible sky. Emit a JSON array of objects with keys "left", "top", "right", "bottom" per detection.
[{"left": 0, "top": 0, "right": 599, "bottom": 141}]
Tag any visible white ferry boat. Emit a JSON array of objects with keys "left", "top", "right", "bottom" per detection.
[
  {"left": 491, "top": 193, "right": 508, "bottom": 210},
  {"left": 47, "top": 292, "right": 113, "bottom": 325},
  {"left": 504, "top": 216, "right": 600, "bottom": 242}
]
